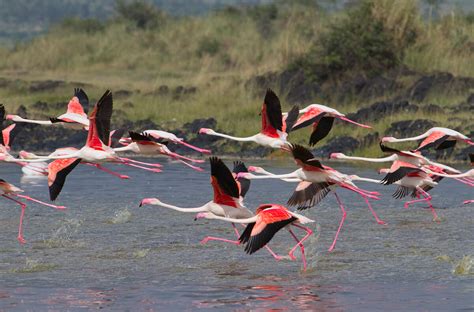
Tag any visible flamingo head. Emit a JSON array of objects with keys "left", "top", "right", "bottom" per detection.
[
  {"left": 139, "top": 198, "right": 160, "bottom": 207},
  {"left": 329, "top": 152, "right": 344, "bottom": 159},
  {"left": 5, "top": 114, "right": 19, "bottom": 121},
  {"left": 199, "top": 128, "right": 214, "bottom": 135},
  {"left": 348, "top": 174, "right": 360, "bottom": 180},
  {"left": 248, "top": 166, "right": 264, "bottom": 174},
  {"left": 236, "top": 172, "right": 251, "bottom": 180},
  {"left": 381, "top": 136, "right": 396, "bottom": 143},
  {"left": 19, "top": 150, "right": 35, "bottom": 159},
  {"left": 194, "top": 212, "right": 212, "bottom": 221},
  {"left": 378, "top": 168, "right": 390, "bottom": 174},
  {"left": 464, "top": 139, "right": 474, "bottom": 146}
]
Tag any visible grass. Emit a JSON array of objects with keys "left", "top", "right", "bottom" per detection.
[{"left": 0, "top": 1, "right": 472, "bottom": 156}]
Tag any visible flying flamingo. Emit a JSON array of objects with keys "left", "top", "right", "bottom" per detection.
[
  {"left": 114, "top": 132, "right": 204, "bottom": 171},
  {"left": 349, "top": 171, "right": 442, "bottom": 221},
  {"left": 138, "top": 129, "right": 211, "bottom": 154},
  {"left": 7, "top": 88, "right": 90, "bottom": 130},
  {"left": 195, "top": 203, "right": 314, "bottom": 271},
  {"left": 382, "top": 127, "right": 474, "bottom": 152},
  {"left": 423, "top": 168, "right": 474, "bottom": 205},
  {"left": 199, "top": 89, "right": 299, "bottom": 150},
  {"left": 1, "top": 178, "right": 66, "bottom": 243},
  {"left": 238, "top": 144, "right": 384, "bottom": 252},
  {"left": 22, "top": 90, "right": 160, "bottom": 200},
  {"left": 139, "top": 157, "right": 283, "bottom": 260},
  {"left": 286, "top": 104, "right": 371, "bottom": 146},
  {"left": 330, "top": 143, "right": 461, "bottom": 184}
]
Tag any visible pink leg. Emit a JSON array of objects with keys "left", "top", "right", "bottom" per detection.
[
  {"left": 288, "top": 225, "right": 313, "bottom": 271},
  {"left": 85, "top": 163, "right": 130, "bottom": 179},
  {"left": 119, "top": 157, "right": 162, "bottom": 168},
  {"left": 329, "top": 192, "right": 347, "bottom": 252},
  {"left": 3, "top": 195, "right": 27, "bottom": 244},
  {"left": 15, "top": 194, "right": 66, "bottom": 210},
  {"left": 200, "top": 236, "right": 240, "bottom": 245},
  {"left": 235, "top": 224, "right": 284, "bottom": 260},
  {"left": 464, "top": 200, "right": 474, "bottom": 204},
  {"left": 178, "top": 140, "right": 212, "bottom": 154},
  {"left": 454, "top": 178, "right": 474, "bottom": 187},
  {"left": 360, "top": 195, "right": 386, "bottom": 225},
  {"left": 165, "top": 151, "right": 205, "bottom": 164},
  {"left": 341, "top": 184, "right": 380, "bottom": 200},
  {"left": 338, "top": 116, "right": 372, "bottom": 128},
  {"left": 122, "top": 162, "right": 162, "bottom": 173},
  {"left": 175, "top": 159, "right": 204, "bottom": 172},
  {"left": 418, "top": 189, "right": 440, "bottom": 222}
]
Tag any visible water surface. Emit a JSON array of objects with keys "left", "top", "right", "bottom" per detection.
[{"left": 0, "top": 159, "right": 473, "bottom": 310}]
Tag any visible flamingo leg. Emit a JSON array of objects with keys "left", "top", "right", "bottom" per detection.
[
  {"left": 177, "top": 140, "right": 211, "bottom": 154},
  {"left": 175, "top": 159, "right": 204, "bottom": 172},
  {"left": 455, "top": 178, "right": 474, "bottom": 187},
  {"left": 405, "top": 189, "right": 439, "bottom": 222},
  {"left": 119, "top": 157, "right": 162, "bottom": 168},
  {"left": 15, "top": 194, "right": 66, "bottom": 210},
  {"left": 288, "top": 225, "right": 313, "bottom": 271},
  {"left": 3, "top": 195, "right": 27, "bottom": 244},
  {"left": 360, "top": 195, "right": 386, "bottom": 225},
  {"left": 235, "top": 224, "right": 285, "bottom": 261},
  {"left": 200, "top": 236, "right": 240, "bottom": 245},
  {"left": 86, "top": 163, "right": 130, "bottom": 179},
  {"left": 464, "top": 200, "right": 474, "bottom": 204},
  {"left": 329, "top": 192, "right": 347, "bottom": 252},
  {"left": 341, "top": 183, "right": 380, "bottom": 200},
  {"left": 122, "top": 162, "right": 162, "bottom": 173},
  {"left": 338, "top": 116, "right": 372, "bottom": 128},
  {"left": 165, "top": 151, "right": 205, "bottom": 164}
]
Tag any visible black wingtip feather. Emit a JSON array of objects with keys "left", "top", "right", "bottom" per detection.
[
  {"left": 209, "top": 157, "right": 240, "bottom": 199},
  {"left": 74, "top": 88, "right": 89, "bottom": 112},
  {"left": 244, "top": 217, "right": 297, "bottom": 255},
  {"left": 284, "top": 105, "right": 299, "bottom": 134},
  {"left": 309, "top": 116, "right": 334, "bottom": 146},
  {"left": 49, "top": 158, "right": 81, "bottom": 201}
]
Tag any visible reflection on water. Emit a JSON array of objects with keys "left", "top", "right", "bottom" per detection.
[{"left": 0, "top": 160, "right": 473, "bottom": 310}]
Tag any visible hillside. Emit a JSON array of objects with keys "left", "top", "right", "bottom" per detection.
[{"left": 0, "top": 0, "right": 472, "bottom": 159}]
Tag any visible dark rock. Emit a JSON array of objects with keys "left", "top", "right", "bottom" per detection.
[
  {"left": 421, "top": 104, "right": 444, "bottom": 114},
  {"left": 408, "top": 72, "right": 474, "bottom": 102},
  {"left": 385, "top": 119, "right": 435, "bottom": 138},
  {"left": 312, "top": 136, "right": 360, "bottom": 158},
  {"left": 182, "top": 118, "right": 217, "bottom": 133},
  {"left": 184, "top": 86, "right": 197, "bottom": 94},
  {"left": 467, "top": 93, "right": 474, "bottom": 105},
  {"left": 347, "top": 100, "right": 419, "bottom": 122},
  {"left": 335, "top": 75, "right": 400, "bottom": 102},
  {"left": 157, "top": 85, "right": 169, "bottom": 95},
  {"left": 31, "top": 101, "right": 49, "bottom": 110},
  {"left": 29, "top": 80, "right": 65, "bottom": 92},
  {"left": 16, "top": 105, "right": 28, "bottom": 118},
  {"left": 360, "top": 132, "right": 380, "bottom": 148}
]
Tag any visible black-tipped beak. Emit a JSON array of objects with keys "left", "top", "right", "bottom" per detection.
[
  {"left": 139, "top": 202, "right": 143, "bottom": 207},
  {"left": 194, "top": 217, "right": 197, "bottom": 221}
]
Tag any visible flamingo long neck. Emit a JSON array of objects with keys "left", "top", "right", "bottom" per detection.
[
  {"left": 425, "top": 160, "right": 460, "bottom": 174},
  {"left": 339, "top": 155, "right": 397, "bottom": 163},
  {"left": 113, "top": 145, "right": 134, "bottom": 153},
  {"left": 253, "top": 169, "right": 301, "bottom": 182},
  {"left": 351, "top": 177, "right": 383, "bottom": 184},
  {"left": 152, "top": 201, "right": 209, "bottom": 213},
  {"left": 247, "top": 171, "right": 299, "bottom": 180},
  {"left": 428, "top": 170, "right": 473, "bottom": 178},
  {"left": 207, "top": 214, "right": 258, "bottom": 224},
  {"left": 11, "top": 116, "right": 52, "bottom": 125},
  {"left": 32, "top": 151, "right": 81, "bottom": 161},
  {"left": 388, "top": 133, "right": 429, "bottom": 142},
  {"left": 208, "top": 131, "right": 257, "bottom": 142}
]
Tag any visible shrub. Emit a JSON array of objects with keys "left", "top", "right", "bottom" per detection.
[
  {"left": 59, "top": 18, "right": 105, "bottom": 34},
  {"left": 196, "top": 37, "right": 220, "bottom": 57},
  {"left": 115, "top": 0, "right": 165, "bottom": 29}
]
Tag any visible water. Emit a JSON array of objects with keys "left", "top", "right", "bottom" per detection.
[{"left": 0, "top": 159, "right": 473, "bottom": 310}]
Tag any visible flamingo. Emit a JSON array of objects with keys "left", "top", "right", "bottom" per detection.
[
  {"left": 7, "top": 88, "right": 90, "bottom": 130},
  {"left": 199, "top": 89, "right": 299, "bottom": 150},
  {"left": 114, "top": 131, "right": 204, "bottom": 172},
  {"left": 330, "top": 143, "right": 461, "bottom": 184},
  {"left": 139, "top": 157, "right": 283, "bottom": 260},
  {"left": 1, "top": 178, "right": 66, "bottom": 243},
  {"left": 238, "top": 144, "right": 384, "bottom": 252},
  {"left": 286, "top": 104, "right": 371, "bottom": 146},
  {"left": 21, "top": 90, "right": 160, "bottom": 200},
  {"left": 139, "top": 129, "right": 211, "bottom": 154},
  {"left": 349, "top": 172, "right": 441, "bottom": 221},
  {"left": 195, "top": 203, "right": 314, "bottom": 271},
  {"left": 423, "top": 168, "right": 474, "bottom": 205},
  {"left": 381, "top": 127, "right": 474, "bottom": 151}
]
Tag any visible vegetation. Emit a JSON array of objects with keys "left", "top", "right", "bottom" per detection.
[{"left": 0, "top": 0, "right": 472, "bottom": 156}]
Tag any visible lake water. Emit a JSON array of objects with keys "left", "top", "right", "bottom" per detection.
[{"left": 0, "top": 159, "right": 473, "bottom": 311}]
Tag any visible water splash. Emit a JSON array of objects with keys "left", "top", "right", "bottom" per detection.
[
  {"left": 107, "top": 209, "right": 132, "bottom": 224},
  {"left": 453, "top": 255, "right": 474, "bottom": 275},
  {"left": 39, "top": 218, "right": 84, "bottom": 248},
  {"left": 133, "top": 249, "right": 150, "bottom": 259},
  {"left": 11, "top": 258, "right": 59, "bottom": 273}
]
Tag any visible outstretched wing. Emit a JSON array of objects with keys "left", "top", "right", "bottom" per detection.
[
  {"left": 309, "top": 116, "right": 334, "bottom": 146},
  {"left": 109, "top": 128, "right": 125, "bottom": 147},
  {"left": 381, "top": 160, "right": 422, "bottom": 185},
  {"left": 210, "top": 157, "right": 240, "bottom": 207},
  {"left": 283, "top": 105, "right": 300, "bottom": 134},
  {"left": 87, "top": 90, "right": 113, "bottom": 148},
  {"left": 415, "top": 131, "right": 449, "bottom": 152},
  {"left": 232, "top": 160, "right": 251, "bottom": 198},
  {"left": 1, "top": 123, "right": 23, "bottom": 148},
  {"left": 291, "top": 144, "right": 324, "bottom": 171},
  {"left": 66, "top": 88, "right": 89, "bottom": 116},
  {"left": 292, "top": 108, "right": 326, "bottom": 131},
  {"left": 260, "top": 89, "right": 282, "bottom": 137},
  {"left": 48, "top": 158, "right": 81, "bottom": 201},
  {"left": 287, "top": 181, "right": 332, "bottom": 210}
]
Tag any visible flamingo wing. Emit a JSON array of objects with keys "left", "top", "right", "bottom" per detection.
[
  {"left": 309, "top": 116, "right": 334, "bottom": 146},
  {"left": 232, "top": 160, "right": 251, "bottom": 198},
  {"left": 291, "top": 144, "right": 324, "bottom": 171},
  {"left": 87, "top": 90, "right": 113, "bottom": 148},
  {"left": 109, "top": 128, "right": 125, "bottom": 147},
  {"left": 66, "top": 88, "right": 89, "bottom": 116},
  {"left": 129, "top": 131, "right": 156, "bottom": 145},
  {"left": 415, "top": 131, "right": 450, "bottom": 151},
  {"left": 261, "top": 89, "right": 282, "bottom": 137},
  {"left": 1, "top": 123, "right": 22, "bottom": 148},
  {"left": 239, "top": 204, "right": 296, "bottom": 254},
  {"left": 470, "top": 153, "right": 474, "bottom": 166},
  {"left": 0, "top": 104, "right": 5, "bottom": 124},
  {"left": 381, "top": 161, "right": 422, "bottom": 185},
  {"left": 292, "top": 108, "right": 326, "bottom": 131},
  {"left": 210, "top": 157, "right": 240, "bottom": 206},
  {"left": 283, "top": 105, "right": 300, "bottom": 134},
  {"left": 48, "top": 158, "right": 81, "bottom": 201},
  {"left": 393, "top": 186, "right": 412, "bottom": 199},
  {"left": 288, "top": 181, "right": 332, "bottom": 210}
]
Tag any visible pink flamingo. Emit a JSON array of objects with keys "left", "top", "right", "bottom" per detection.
[
  {"left": 7, "top": 88, "right": 90, "bottom": 130},
  {"left": 139, "top": 157, "right": 284, "bottom": 260},
  {"left": 114, "top": 131, "right": 204, "bottom": 172},
  {"left": 287, "top": 104, "right": 371, "bottom": 146},
  {"left": 195, "top": 203, "right": 314, "bottom": 271},
  {"left": 382, "top": 127, "right": 474, "bottom": 152},
  {"left": 140, "top": 129, "right": 211, "bottom": 154},
  {"left": 239, "top": 144, "right": 384, "bottom": 252},
  {"left": 199, "top": 89, "right": 299, "bottom": 150},
  {"left": 1, "top": 179, "right": 66, "bottom": 243}
]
